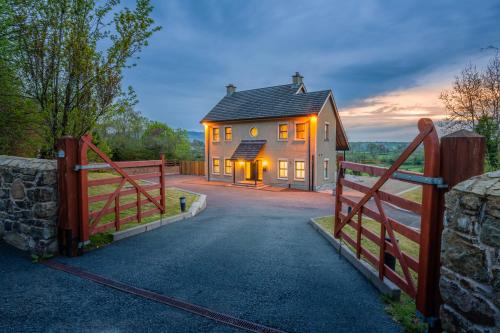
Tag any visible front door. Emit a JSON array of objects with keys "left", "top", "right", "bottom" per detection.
[
  {"left": 245, "top": 161, "right": 255, "bottom": 180},
  {"left": 245, "top": 161, "right": 263, "bottom": 181}
]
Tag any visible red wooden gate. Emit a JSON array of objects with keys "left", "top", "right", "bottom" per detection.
[
  {"left": 77, "top": 134, "right": 166, "bottom": 243},
  {"left": 334, "top": 118, "right": 442, "bottom": 321}
]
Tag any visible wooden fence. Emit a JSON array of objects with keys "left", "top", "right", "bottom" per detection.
[{"left": 180, "top": 160, "right": 205, "bottom": 176}]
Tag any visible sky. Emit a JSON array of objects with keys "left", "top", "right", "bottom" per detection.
[{"left": 121, "top": 0, "right": 500, "bottom": 141}]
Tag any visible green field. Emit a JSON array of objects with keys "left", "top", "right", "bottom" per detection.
[{"left": 87, "top": 172, "right": 198, "bottom": 248}]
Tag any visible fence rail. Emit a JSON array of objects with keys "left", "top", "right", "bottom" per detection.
[{"left": 180, "top": 160, "right": 205, "bottom": 176}]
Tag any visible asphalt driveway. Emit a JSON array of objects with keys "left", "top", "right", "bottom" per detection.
[{"left": 0, "top": 175, "right": 402, "bottom": 332}]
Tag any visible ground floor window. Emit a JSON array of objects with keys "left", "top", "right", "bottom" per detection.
[
  {"left": 324, "top": 158, "right": 329, "bottom": 179},
  {"left": 278, "top": 159, "right": 288, "bottom": 179},
  {"left": 295, "top": 160, "right": 305, "bottom": 180},
  {"left": 212, "top": 158, "right": 220, "bottom": 174},
  {"left": 224, "top": 159, "right": 232, "bottom": 175}
]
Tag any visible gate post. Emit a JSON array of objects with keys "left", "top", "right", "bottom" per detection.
[
  {"left": 419, "top": 129, "right": 485, "bottom": 330},
  {"left": 56, "top": 136, "right": 80, "bottom": 256}
]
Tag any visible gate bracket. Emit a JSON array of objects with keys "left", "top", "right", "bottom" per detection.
[{"left": 392, "top": 172, "right": 447, "bottom": 188}]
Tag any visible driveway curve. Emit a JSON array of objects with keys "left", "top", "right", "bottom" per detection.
[{"left": 0, "top": 175, "right": 402, "bottom": 332}]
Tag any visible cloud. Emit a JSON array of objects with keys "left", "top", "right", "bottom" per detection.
[
  {"left": 339, "top": 52, "right": 494, "bottom": 141},
  {"left": 119, "top": 0, "right": 500, "bottom": 140}
]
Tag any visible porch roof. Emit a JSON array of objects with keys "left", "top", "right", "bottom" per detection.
[{"left": 230, "top": 140, "right": 267, "bottom": 161}]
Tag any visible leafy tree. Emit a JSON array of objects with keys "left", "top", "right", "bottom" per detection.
[
  {"left": 94, "top": 105, "right": 148, "bottom": 160},
  {"left": 0, "top": 0, "right": 41, "bottom": 156},
  {"left": 0, "top": 58, "right": 42, "bottom": 156},
  {"left": 190, "top": 139, "right": 205, "bottom": 160},
  {"left": 476, "top": 115, "right": 499, "bottom": 169},
  {"left": 141, "top": 121, "right": 193, "bottom": 161},
  {"left": 3, "top": 0, "right": 160, "bottom": 156}
]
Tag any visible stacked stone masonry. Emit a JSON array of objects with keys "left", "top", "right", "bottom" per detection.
[
  {"left": 441, "top": 171, "right": 500, "bottom": 332},
  {"left": 0, "top": 156, "right": 58, "bottom": 254}
]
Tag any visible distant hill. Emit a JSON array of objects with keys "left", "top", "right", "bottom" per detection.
[{"left": 187, "top": 131, "right": 204, "bottom": 142}]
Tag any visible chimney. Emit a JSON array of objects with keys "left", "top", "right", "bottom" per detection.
[
  {"left": 292, "top": 72, "right": 303, "bottom": 85},
  {"left": 226, "top": 84, "right": 236, "bottom": 96}
]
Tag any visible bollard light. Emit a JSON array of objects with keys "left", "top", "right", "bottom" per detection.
[{"left": 179, "top": 196, "right": 186, "bottom": 212}]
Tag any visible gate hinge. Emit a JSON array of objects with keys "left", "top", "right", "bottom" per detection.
[{"left": 392, "top": 172, "right": 448, "bottom": 189}]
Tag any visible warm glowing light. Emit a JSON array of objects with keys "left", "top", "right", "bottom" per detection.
[
  {"left": 310, "top": 115, "right": 317, "bottom": 122},
  {"left": 203, "top": 123, "right": 208, "bottom": 130},
  {"left": 262, "top": 160, "right": 268, "bottom": 167},
  {"left": 239, "top": 160, "right": 244, "bottom": 166}
]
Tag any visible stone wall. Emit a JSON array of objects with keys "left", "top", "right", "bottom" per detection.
[
  {"left": 440, "top": 171, "right": 499, "bottom": 332},
  {"left": 0, "top": 156, "right": 58, "bottom": 255}
]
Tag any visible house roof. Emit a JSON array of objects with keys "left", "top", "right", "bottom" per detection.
[
  {"left": 202, "top": 83, "right": 350, "bottom": 150},
  {"left": 202, "top": 84, "right": 328, "bottom": 122},
  {"left": 230, "top": 140, "right": 267, "bottom": 160}
]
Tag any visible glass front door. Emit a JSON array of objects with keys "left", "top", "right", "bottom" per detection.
[
  {"left": 245, "top": 161, "right": 254, "bottom": 180},
  {"left": 244, "top": 161, "right": 263, "bottom": 181}
]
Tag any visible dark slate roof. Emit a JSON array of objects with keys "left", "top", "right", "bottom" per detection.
[
  {"left": 230, "top": 140, "right": 267, "bottom": 160},
  {"left": 202, "top": 84, "right": 330, "bottom": 122}
]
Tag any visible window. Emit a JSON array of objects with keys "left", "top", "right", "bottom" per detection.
[
  {"left": 278, "top": 159, "right": 288, "bottom": 179},
  {"left": 295, "top": 122, "right": 306, "bottom": 140},
  {"left": 224, "top": 159, "right": 232, "bottom": 175},
  {"left": 278, "top": 123, "right": 288, "bottom": 140},
  {"left": 324, "top": 159, "right": 329, "bottom": 179},
  {"left": 250, "top": 127, "right": 258, "bottom": 137},
  {"left": 212, "top": 127, "right": 220, "bottom": 142},
  {"left": 212, "top": 158, "right": 220, "bottom": 174},
  {"left": 324, "top": 122, "right": 330, "bottom": 141},
  {"left": 224, "top": 127, "right": 232, "bottom": 141},
  {"left": 295, "top": 160, "right": 305, "bottom": 180}
]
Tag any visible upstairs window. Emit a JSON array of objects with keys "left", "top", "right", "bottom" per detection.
[
  {"left": 250, "top": 127, "right": 258, "bottom": 137},
  {"left": 325, "top": 122, "right": 330, "bottom": 141},
  {"left": 212, "top": 128, "right": 220, "bottom": 142},
  {"left": 295, "top": 160, "right": 305, "bottom": 180},
  {"left": 278, "top": 123, "right": 288, "bottom": 140},
  {"left": 212, "top": 158, "right": 220, "bottom": 174},
  {"left": 295, "top": 123, "right": 306, "bottom": 140},
  {"left": 224, "top": 127, "right": 232, "bottom": 141},
  {"left": 278, "top": 159, "right": 288, "bottom": 179}
]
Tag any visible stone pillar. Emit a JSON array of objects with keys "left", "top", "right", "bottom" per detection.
[
  {"left": 0, "top": 156, "right": 58, "bottom": 254},
  {"left": 440, "top": 171, "right": 500, "bottom": 332}
]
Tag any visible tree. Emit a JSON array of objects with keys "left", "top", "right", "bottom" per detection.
[
  {"left": 476, "top": 115, "right": 498, "bottom": 169},
  {"left": 440, "top": 64, "right": 485, "bottom": 131},
  {"left": 0, "top": 58, "right": 42, "bottom": 156},
  {"left": 3, "top": 0, "right": 160, "bottom": 156},
  {"left": 0, "top": 0, "right": 41, "bottom": 156},
  {"left": 440, "top": 54, "right": 500, "bottom": 169},
  {"left": 142, "top": 121, "right": 193, "bottom": 161}
]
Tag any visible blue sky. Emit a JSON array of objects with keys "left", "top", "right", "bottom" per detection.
[{"left": 122, "top": 0, "right": 500, "bottom": 141}]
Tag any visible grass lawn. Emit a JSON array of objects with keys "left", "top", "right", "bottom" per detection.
[
  {"left": 314, "top": 216, "right": 425, "bottom": 333},
  {"left": 400, "top": 187, "right": 423, "bottom": 204},
  {"left": 86, "top": 171, "right": 198, "bottom": 248}
]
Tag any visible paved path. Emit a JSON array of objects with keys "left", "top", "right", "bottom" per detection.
[{"left": 0, "top": 175, "right": 402, "bottom": 332}]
